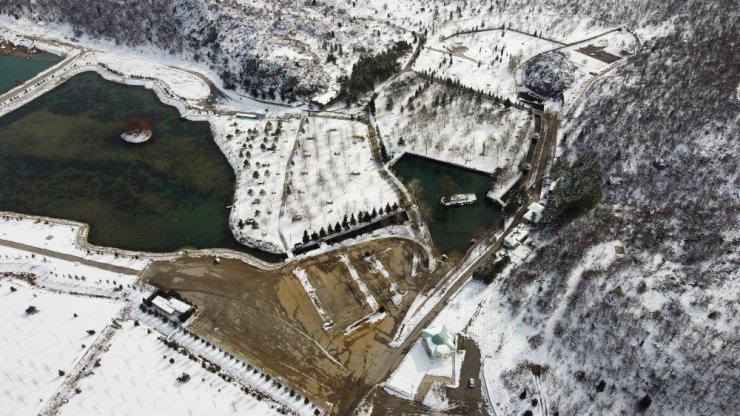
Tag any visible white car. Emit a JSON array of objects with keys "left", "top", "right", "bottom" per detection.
[{"left": 468, "top": 378, "right": 475, "bottom": 388}]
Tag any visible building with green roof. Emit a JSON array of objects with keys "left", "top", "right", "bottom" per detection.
[{"left": 421, "top": 325, "right": 458, "bottom": 359}]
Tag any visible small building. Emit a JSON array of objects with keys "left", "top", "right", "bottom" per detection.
[
  {"left": 151, "top": 296, "right": 175, "bottom": 315},
  {"left": 523, "top": 202, "right": 545, "bottom": 224},
  {"left": 147, "top": 293, "right": 194, "bottom": 322},
  {"left": 421, "top": 326, "right": 458, "bottom": 360},
  {"left": 504, "top": 225, "right": 530, "bottom": 249},
  {"left": 168, "top": 297, "right": 193, "bottom": 315}
]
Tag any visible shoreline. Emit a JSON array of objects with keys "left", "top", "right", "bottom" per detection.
[
  {"left": 0, "top": 39, "right": 40, "bottom": 58},
  {"left": 0, "top": 29, "right": 427, "bottom": 268}
]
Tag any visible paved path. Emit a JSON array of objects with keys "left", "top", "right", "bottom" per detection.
[{"left": 0, "top": 239, "right": 141, "bottom": 275}]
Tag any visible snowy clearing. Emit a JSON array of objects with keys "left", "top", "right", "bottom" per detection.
[
  {"left": 0, "top": 279, "right": 122, "bottom": 416},
  {"left": 57, "top": 321, "right": 284, "bottom": 416},
  {"left": 415, "top": 29, "right": 560, "bottom": 102},
  {"left": 0, "top": 215, "right": 150, "bottom": 270}
]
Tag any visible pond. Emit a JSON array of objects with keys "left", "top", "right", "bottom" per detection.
[
  {"left": 0, "top": 71, "right": 284, "bottom": 262},
  {"left": 0, "top": 52, "right": 61, "bottom": 94},
  {"left": 392, "top": 154, "right": 503, "bottom": 256}
]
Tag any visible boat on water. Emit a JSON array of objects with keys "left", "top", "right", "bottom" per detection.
[{"left": 440, "top": 193, "right": 477, "bottom": 207}]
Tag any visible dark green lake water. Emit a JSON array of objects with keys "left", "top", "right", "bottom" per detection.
[
  {"left": 0, "top": 53, "right": 61, "bottom": 93},
  {"left": 0, "top": 71, "right": 283, "bottom": 262},
  {"left": 392, "top": 154, "right": 503, "bottom": 256}
]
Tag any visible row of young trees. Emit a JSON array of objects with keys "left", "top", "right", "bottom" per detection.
[
  {"left": 301, "top": 203, "right": 399, "bottom": 244},
  {"left": 416, "top": 70, "right": 523, "bottom": 110}
]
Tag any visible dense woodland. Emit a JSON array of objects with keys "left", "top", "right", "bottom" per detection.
[{"left": 339, "top": 40, "right": 412, "bottom": 104}]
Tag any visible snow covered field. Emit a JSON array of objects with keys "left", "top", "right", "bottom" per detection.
[
  {"left": 211, "top": 115, "right": 297, "bottom": 253},
  {"left": 0, "top": 279, "right": 122, "bottom": 416},
  {"left": 92, "top": 52, "right": 210, "bottom": 102},
  {"left": 281, "top": 117, "right": 399, "bottom": 247},
  {"left": 377, "top": 73, "right": 533, "bottom": 174},
  {"left": 415, "top": 30, "right": 560, "bottom": 102},
  {"left": 214, "top": 114, "right": 401, "bottom": 252},
  {"left": 0, "top": 244, "right": 143, "bottom": 299},
  {"left": 58, "top": 321, "right": 284, "bottom": 416}
]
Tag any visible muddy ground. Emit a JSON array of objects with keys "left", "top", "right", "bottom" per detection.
[{"left": 142, "top": 237, "right": 445, "bottom": 415}]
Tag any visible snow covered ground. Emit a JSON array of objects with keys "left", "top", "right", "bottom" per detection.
[
  {"left": 213, "top": 114, "right": 401, "bottom": 252},
  {"left": 0, "top": 215, "right": 149, "bottom": 270},
  {"left": 384, "top": 340, "right": 464, "bottom": 400},
  {"left": 0, "top": 216, "right": 149, "bottom": 298},
  {"left": 280, "top": 117, "right": 399, "bottom": 248},
  {"left": 415, "top": 30, "right": 560, "bottom": 102},
  {"left": 0, "top": 279, "right": 122, "bottom": 416},
  {"left": 91, "top": 52, "right": 210, "bottom": 102},
  {"left": 211, "top": 115, "right": 297, "bottom": 253},
  {"left": 133, "top": 309, "right": 324, "bottom": 416},
  {"left": 58, "top": 321, "right": 284, "bottom": 416},
  {"left": 0, "top": 244, "right": 143, "bottom": 299},
  {"left": 376, "top": 73, "right": 533, "bottom": 174}
]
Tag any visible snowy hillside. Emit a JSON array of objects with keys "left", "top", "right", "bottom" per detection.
[
  {"left": 0, "top": 0, "right": 410, "bottom": 102},
  {"left": 460, "top": 1, "right": 739, "bottom": 415}
]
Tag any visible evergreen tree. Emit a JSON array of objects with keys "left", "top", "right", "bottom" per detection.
[
  {"left": 302, "top": 230, "right": 310, "bottom": 244},
  {"left": 385, "top": 97, "right": 394, "bottom": 111}
]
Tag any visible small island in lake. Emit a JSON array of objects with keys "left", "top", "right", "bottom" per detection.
[{"left": 118, "top": 116, "right": 152, "bottom": 143}]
